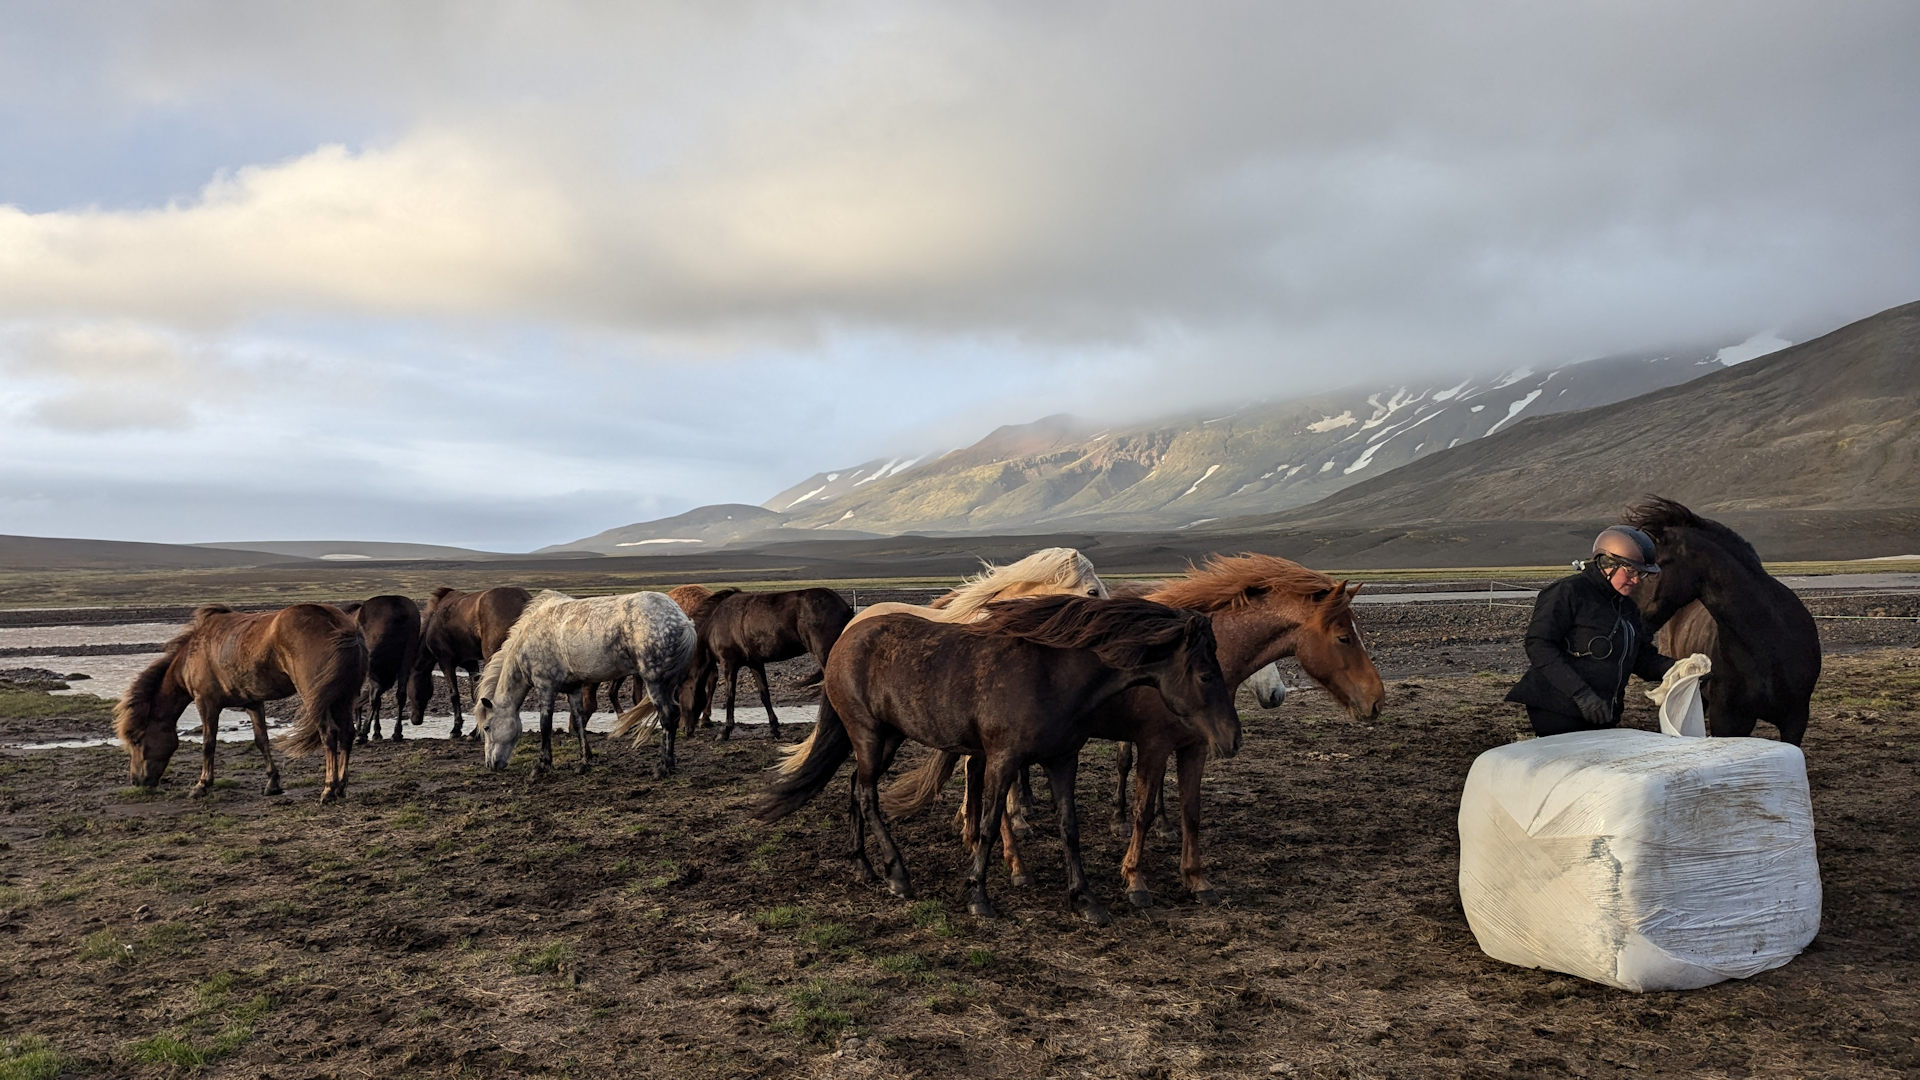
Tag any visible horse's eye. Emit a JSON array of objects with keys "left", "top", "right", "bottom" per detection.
[
  {"left": 1337, "top": 634, "right": 1352, "bottom": 645},
  {"left": 1087, "top": 587, "right": 1099, "bottom": 596}
]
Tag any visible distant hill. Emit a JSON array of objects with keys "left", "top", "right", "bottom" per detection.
[
  {"left": 196, "top": 540, "right": 514, "bottom": 561},
  {"left": 1264, "top": 300, "right": 1920, "bottom": 527},
  {"left": 0, "top": 535, "right": 307, "bottom": 571}
]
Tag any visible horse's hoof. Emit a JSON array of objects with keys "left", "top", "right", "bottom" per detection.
[
  {"left": 715, "top": 730, "right": 732, "bottom": 743},
  {"left": 264, "top": 780, "right": 283, "bottom": 797},
  {"left": 391, "top": 732, "right": 404, "bottom": 743},
  {"left": 652, "top": 764, "right": 673, "bottom": 779},
  {"left": 1126, "top": 890, "right": 1154, "bottom": 909},
  {"left": 1079, "top": 903, "right": 1114, "bottom": 927},
  {"left": 189, "top": 783, "right": 209, "bottom": 799},
  {"left": 1012, "top": 822, "right": 1034, "bottom": 840},
  {"left": 887, "top": 878, "right": 914, "bottom": 900},
  {"left": 1009, "top": 872, "right": 1034, "bottom": 888},
  {"left": 575, "top": 762, "right": 591, "bottom": 775},
  {"left": 1193, "top": 889, "right": 1221, "bottom": 907},
  {"left": 857, "top": 865, "right": 880, "bottom": 885},
  {"left": 968, "top": 898, "right": 997, "bottom": 918}
]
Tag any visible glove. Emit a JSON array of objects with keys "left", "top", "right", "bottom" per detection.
[{"left": 1572, "top": 689, "right": 1614, "bottom": 728}]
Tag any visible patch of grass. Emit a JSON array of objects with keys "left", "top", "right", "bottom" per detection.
[
  {"left": 800, "top": 921, "right": 859, "bottom": 950},
  {"left": 640, "top": 858, "right": 681, "bottom": 890},
  {"left": 391, "top": 804, "right": 429, "bottom": 829},
  {"left": 197, "top": 972, "right": 238, "bottom": 1002},
  {"left": 512, "top": 942, "right": 575, "bottom": 976},
  {"left": 365, "top": 843, "right": 389, "bottom": 859},
  {"left": 129, "top": 1034, "right": 203, "bottom": 1070},
  {"left": 0, "top": 1036, "right": 65, "bottom": 1080},
  {"left": 908, "top": 899, "right": 956, "bottom": 937},
  {"left": 874, "top": 952, "right": 928, "bottom": 976},
  {"left": 754, "top": 905, "right": 812, "bottom": 931},
  {"left": 730, "top": 975, "right": 764, "bottom": 995},
  {"left": 965, "top": 947, "right": 995, "bottom": 968},
  {"left": 773, "top": 979, "right": 869, "bottom": 1044},
  {"left": 78, "top": 929, "right": 130, "bottom": 964},
  {"left": 0, "top": 685, "right": 116, "bottom": 722},
  {"left": 0, "top": 886, "right": 24, "bottom": 910}
]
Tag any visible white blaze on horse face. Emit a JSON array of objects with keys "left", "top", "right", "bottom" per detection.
[{"left": 1245, "top": 662, "right": 1289, "bottom": 709}]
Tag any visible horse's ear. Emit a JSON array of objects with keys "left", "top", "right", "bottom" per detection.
[{"left": 1345, "top": 581, "right": 1363, "bottom": 597}]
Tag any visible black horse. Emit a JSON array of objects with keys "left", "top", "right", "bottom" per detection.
[
  {"left": 1625, "top": 496, "right": 1821, "bottom": 745},
  {"left": 341, "top": 595, "right": 422, "bottom": 743},
  {"left": 688, "top": 587, "right": 852, "bottom": 741}
]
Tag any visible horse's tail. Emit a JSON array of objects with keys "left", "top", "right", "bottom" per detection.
[
  {"left": 879, "top": 750, "right": 961, "bottom": 817},
  {"left": 611, "top": 698, "right": 660, "bottom": 742},
  {"left": 286, "top": 627, "right": 367, "bottom": 758},
  {"left": 755, "top": 696, "right": 851, "bottom": 822}
]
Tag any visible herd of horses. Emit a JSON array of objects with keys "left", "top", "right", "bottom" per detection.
[{"left": 110, "top": 497, "right": 1822, "bottom": 920}]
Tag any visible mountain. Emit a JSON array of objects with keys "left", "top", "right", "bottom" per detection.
[
  {"left": 1259, "top": 300, "right": 1920, "bottom": 526},
  {"left": 769, "top": 349, "right": 1734, "bottom": 535},
  {"left": 540, "top": 503, "right": 829, "bottom": 556},
  {"left": 0, "top": 534, "right": 309, "bottom": 571}
]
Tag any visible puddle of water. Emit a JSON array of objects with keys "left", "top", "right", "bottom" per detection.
[{"left": 0, "top": 622, "right": 184, "bottom": 649}]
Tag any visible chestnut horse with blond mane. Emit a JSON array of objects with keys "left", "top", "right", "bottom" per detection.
[
  {"left": 886, "top": 552, "right": 1386, "bottom": 907},
  {"left": 116, "top": 604, "right": 368, "bottom": 804}
]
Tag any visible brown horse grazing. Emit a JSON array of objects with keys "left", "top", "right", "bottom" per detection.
[
  {"left": 339, "top": 595, "right": 422, "bottom": 744},
  {"left": 757, "top": 595, "right": 1240, "bottom": 926},
  {"left": 886, "top": 553, "right": 1388, "bottom": 907},
  {"left": 1625, "top": 496, "right": 1821, "bottom": 745},
  {"left": 408, "top": 585, "right": 531, "bottom": 738},
  {"left": 688, "top": 587, "right": 853, "bottom": 741},
  {"left": 115, "top": 604, "right": 368, "bottom": 803}
]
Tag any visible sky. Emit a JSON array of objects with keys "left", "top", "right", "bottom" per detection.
[{"left": 3, "top": 2, "right": 1918, "bottom": 551}]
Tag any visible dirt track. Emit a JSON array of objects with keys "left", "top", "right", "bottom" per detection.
[{"left": 0, "top": 598, "right": 1917, "bottom": 1078}]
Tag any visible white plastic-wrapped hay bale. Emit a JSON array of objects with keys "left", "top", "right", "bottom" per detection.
[{"left": 1459, "top": 729, "right": 1820, "bottom": 991}]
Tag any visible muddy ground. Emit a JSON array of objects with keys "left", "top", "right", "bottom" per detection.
[{"left": 1, "top": 597, "right": 1917, "bottom": 1079}]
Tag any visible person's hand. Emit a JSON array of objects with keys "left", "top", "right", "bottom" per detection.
[{"left": 1573, "top": 689, "right": 1613, "bottom": 727}]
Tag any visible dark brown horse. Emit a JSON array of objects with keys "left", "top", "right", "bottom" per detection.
[
  {"left": 339, "top": 595, "right": 422, "bottom": 744},
  {"left": 688, "top": 587, "right": 852, "bottom": 741},
  {"left": 115, "top": 604, "right": 367, "bottom": 803},
  {"left": 1625, "top": 496, "right": 1821, "bottom": 745},
  {"left": 408, "top": 585, "right": 531, "bottom": 738},
  {"left": 757, "top": 595, "right": 1239, "bottom": 925},
  {"left": 887, "top": 553, "right": 1388, "bottom": 906}
]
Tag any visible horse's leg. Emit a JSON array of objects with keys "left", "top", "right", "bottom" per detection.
[
  {"left": 999, "top": 775, "right": 1033, "bottom": 888},
  {"left": 1008, "top": 765, "right": 1035, "bottom": 839},
  {"left": 847, "top": 773, "right": 879, "bottom": 884},
  {"left": 566, "top": 686, "right": 593, "bottom": 773},
  {"left": 1149, "top": 758, "right": 1176, "bottom": 840},
  {"left": 322, "top": 696, "right": 355, "bottom": 805},
  {"left": 443, "top": 659, "right": 465, "bottom": 738},
  {"left": 1112, "top": 741, "right": 1135, "bottom": 837},
  {"left": 1120, "top": 743, "right": 1172, "bottom": 908},
  {"left": 355, "top": 678, "right": 374, "bottom": 744},
  {"left": 190, "top": 698, "right": 221, "bottom": 798},
  {"left": 1774, "top": 698, "right": 1811, "bottom": 747},
  {"left": 858, "top": 730, "right": 913, "bottom": 899},
  {"left": 643, "top": 675, "right": 679, "bottom": 777},
  {"left": 535, "top": 691, "right": 556, "bottom": 774},
  {"left": 1175, "top": 745, "right": 1218, "bottom": 905},
  {"left": 959, "top": 754, "right": 983, "bottom": 853},
  {"left": 749, "top": 663, "right": 780, "bottom": 740},
  {"left": 1043, "top": 752, "right": 1110, "bottom": 926},
  {"left": 246, "top": 705, "right": 282, "bottom": 796},
  {"left": 718, "top": 659, "right": 742, "bottom": 742},
  {"left": 379, "top": 678, "right": 402, "bottom": 741},
  {"left": 966, "top": 755, "right": 1020, "bottom": 918},
  {"left": 463, "top": 664, "right": 483, "bottom": 740}
]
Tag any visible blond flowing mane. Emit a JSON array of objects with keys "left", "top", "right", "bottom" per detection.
[
  {"left": 939, "top": 547, "right": 1109, "bottom": 619},
  {"left": 1145, "top": 553, "right": 1346, "bottom": 613}
]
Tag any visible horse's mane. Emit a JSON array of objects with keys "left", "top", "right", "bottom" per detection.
[
  {"left": 1145, "top": 553, "right": 1345, "bottom": 613},
  {"left": 192, "top": 604, "right": 234, "bottom": 622},
  {"left": 966, "top": 595, "right": 1200, "bottom": 669},
  {"left": 939, "top": 547, "right": 1108, "bottom": 621},
  {"left": 114, "top": 652, "right": 178, "bottom": 748},
  {"left": 1624, "top": 496, "right": 1765, "bottom": 572}
]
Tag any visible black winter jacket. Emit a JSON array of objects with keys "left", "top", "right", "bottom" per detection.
[{"left": 1505, "top": 566, "right": 1674, "bottom": 722}]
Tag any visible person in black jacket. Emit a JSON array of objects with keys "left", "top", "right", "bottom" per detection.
[{"left": 1505, "top": 526, "right": 1676, "bottom": 737}]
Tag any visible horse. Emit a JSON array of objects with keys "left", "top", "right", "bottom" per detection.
[
  {"left": 115, "top": 604, "right": 368, "bottom": 804},
  {"left": 756, "top": 594, "right": 1240, "bottom": 926},
  {"left": 886, "top": 552, "right": 1387, "bottom": 906},
  {"left": 475, "top": 590, "right": 696, "bottom": 777},
  {"left": 408, "top": 585, "right": 532, "bottom": 738},
  {"left": 754, "top": 546, "right": 1110, "bottom": 846},
  {"left": 339, "top": 595, "right": 422, "bottom": 744},
  {"left": 1624, "top": 496, "right": 1821, "bottom": 745}
]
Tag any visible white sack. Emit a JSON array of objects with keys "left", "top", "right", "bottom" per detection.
[
  {"left": 1459, "top": 729, "right": 1820, "bottom": 991},
  {"left": 1648, "top": 653, "right": 1712, "bottom": 737}
]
